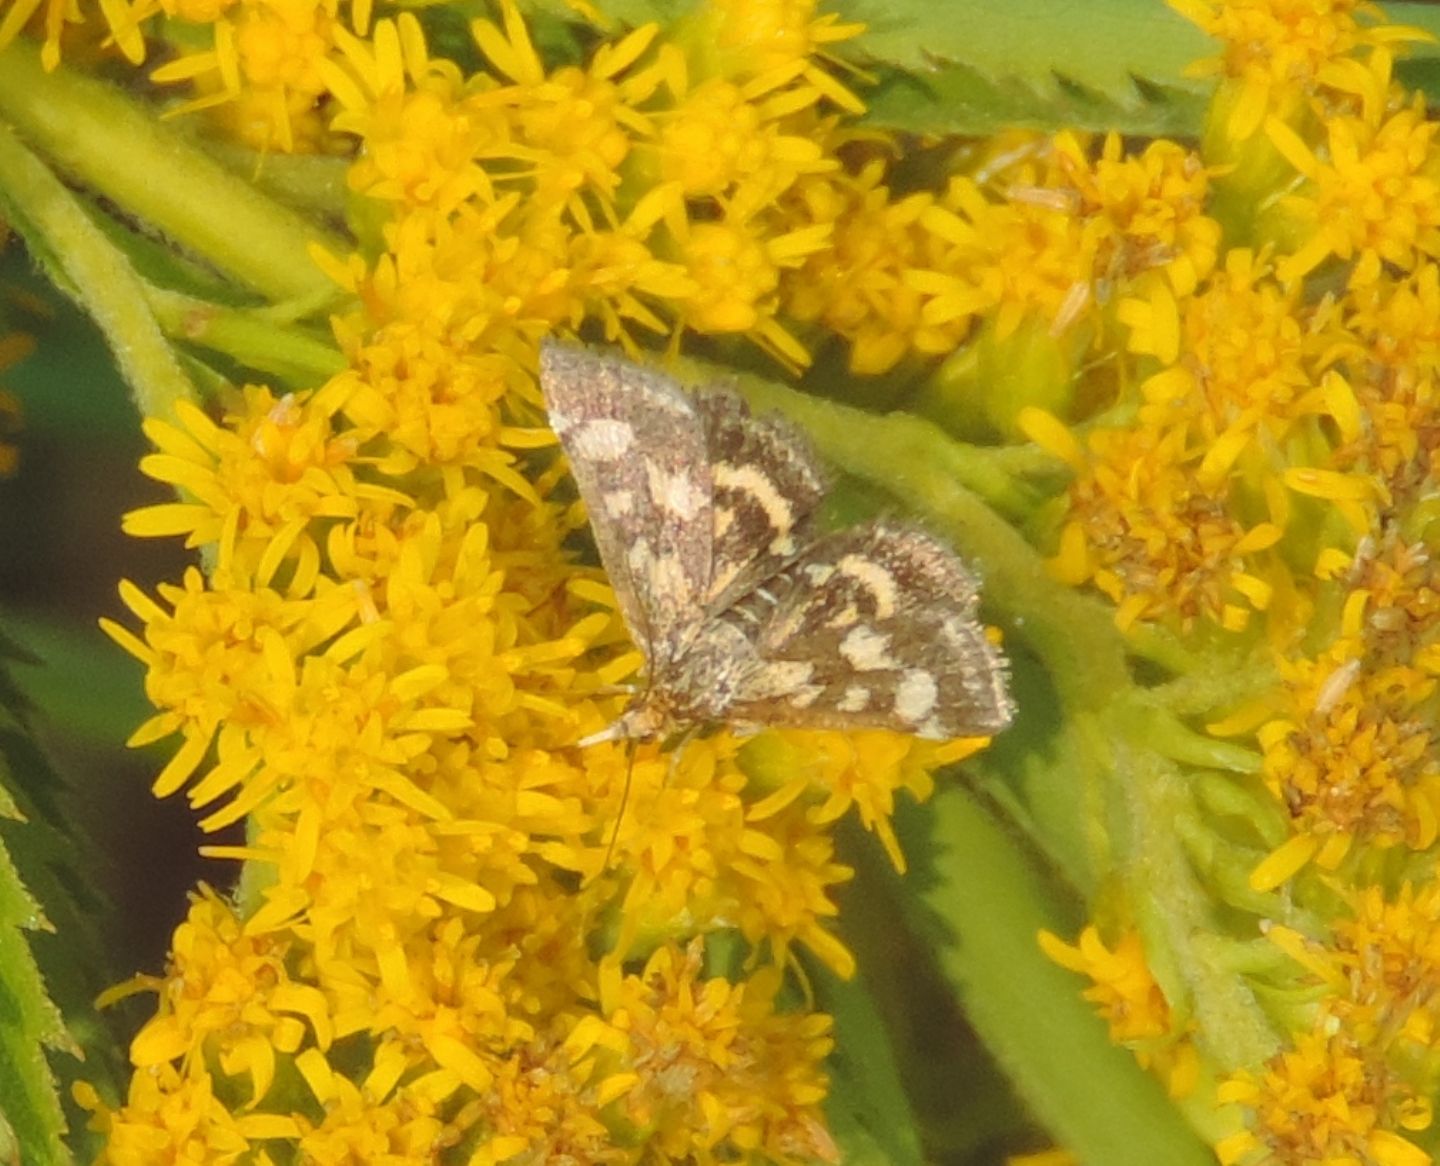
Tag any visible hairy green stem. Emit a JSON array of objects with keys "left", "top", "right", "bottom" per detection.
[
  {"left": 146, "top": 289, "right": 347, "bottom": 386},
  {"left": 0, "top": 122, "right": 195, "bottom": 421},
  {"left": 0, "top": 37, "right": 343, "bottom": 303}
]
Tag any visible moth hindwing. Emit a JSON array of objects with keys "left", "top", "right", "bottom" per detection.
[{"left": 538, "top": 342, "right": 1015, "bottom": 744}]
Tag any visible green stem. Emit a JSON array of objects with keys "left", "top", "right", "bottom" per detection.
[
  {"left": 202, "top": 140, "right": 351, "bottom": 218},
  {"left": 146, "top": 289, "right": 347, "bottom": 386},
  {"left": 1119, "top": 698, "right": 1261, "bottom": 774},
  {"left": 0, "top": 37, "right": 344, "bottom": 303},
  {"left": 0, "top": 121, "right": 195, "bottom": 421},
  {"left": 1112, "top": 736, "right": 1280, "bottom": 1074}
]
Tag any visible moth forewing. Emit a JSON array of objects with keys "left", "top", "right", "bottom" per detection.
[{"left": 538, "top": 343, "right": 713, "bottom": 670}]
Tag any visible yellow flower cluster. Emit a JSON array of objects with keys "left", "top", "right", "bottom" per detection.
[
  {"left": 1019, "top": 3, "right": 1440, "bottom": 1163},
  {"left": 53, "top": 1, "right": 992, "bottom": 1162},
  {"left": 1215, "top": 884, "right": 1440, "bottom": 1161},
  {"left": 1039, "top": 925, "right": 1199, "bottom": 1099}
]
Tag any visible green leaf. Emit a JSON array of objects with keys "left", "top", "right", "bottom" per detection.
[
  {"left": 909, "top": 786, "right": 1216, "bottom": 1166},
  {"left": 0, "top": 788, "right": 70, "bottom": 1166},
  {"left": 862, "top": 63, "right": 1207, "bottom": 138},
  {"left": 0, "top": 611, "right": 149, "bottom": 774},
  {"left": 814, "top": 941, "right": 928, "bottom": 1166},
  {"left": 839, "top": 0, "right": 1215, "bottom": 137},
  {"left": 845, "top": 0, "right": 1440, "bottom": 136},
  {"left": 0, "top": 628, "right": 128, "bottom": 1164},
  {"left": 538, "top": 0, "right": 1440, "bottom": 138},
  {"left": 836, "top": 0, "right": 1208, "bottom": 94},
  {"left": 518, "top": 0, "right": 694, "bottom": 29},
  {"left": 0, "top": 658, "right": 72, "bottom": 1166},
  {"left": 830, "top": 821, "right": 1042, "bottom": 1161}
]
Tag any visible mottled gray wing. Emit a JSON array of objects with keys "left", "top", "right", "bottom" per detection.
[
  {"left": 694, "top": 390, "right": 828, "bottom": 611},
  {"left": 539, "top": 343, "right": 713, "bottom": 668},
  {"left": 722, "top": 519, "right": 1015, "bottom": 738}
]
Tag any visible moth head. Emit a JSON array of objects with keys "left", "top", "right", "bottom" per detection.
[{"left": 576, "top": 694, "right": 673, "bottom": 747}]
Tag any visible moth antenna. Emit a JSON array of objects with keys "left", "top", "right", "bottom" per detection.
[{"left": 602, "top": 736, "right": 638, "bottom": 871}]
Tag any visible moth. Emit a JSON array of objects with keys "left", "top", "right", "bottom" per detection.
[{"left": 539, "top": 342, "right": 1015, "bottom": 747}]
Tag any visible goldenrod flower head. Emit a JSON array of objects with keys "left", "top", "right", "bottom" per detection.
[
  {"left": 81, "top": 889, "right": 315, "bottom": 1157},
  {"left": 145, "top": 0, "right": 351, "bottom": 151},
  {"left": 123, "top": 386, "right": 360, "bottom": 560},
  {"left": 1040, "top": 419, "right": 1281, "bottom": 634},
  {"left": 869, "top": 133, "right": 1222, "bottom": 427},
  {"left": 1268, "top": 92, "right": 1440, "bottom": 285},
  {"left": 1039, "top": 925, "right": 1175, "bottom": 1045},
  {"left": 1326, "top": 882, "right": 1440, "bottom": 1049},
  {"left": 590, "top": 941, "right": 838, "bottom": 1162},
  {"left": 0, "top": 0, "right": 145, "bottom": 67},
  {"left": 326, "top": 20, "right": 495, "bottom": 215},
  {"left": 1171, "top": 0, "right": 1428, "bottom": 142},
  {"left": 672, "top": 0, "right": 865, "bottom": 113},
  {"left": 1330, "top": 262, "right": 1440, "bottom": 502},
  {"left": 75, "top": 1062, "right": 264, "bottom": 1164},
  {"left": 1216, "top": 1026, "right": 1432, "bottom": 1166},
  {"left": 653, "top": 79, "right": 834, "bottom": 204},
  {"left": 1048, "top": 133, "right": 1220, "bottom": 302},
  {"left": 782, "top": 164, "right": 951, "bottom": 375},
  {"left": 1038, "top": 925, "right": 1199, "bottom": 1098},
  {"left": 666, "top": 212, "right": 824, "bottom": 366},
  {"left": 1256, "top": 646, "right": 1440, "bottom": 871}
]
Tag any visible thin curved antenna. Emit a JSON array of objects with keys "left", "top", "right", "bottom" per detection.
[{"left": 602, "top": 736, "right": 638, "bottom": 870}]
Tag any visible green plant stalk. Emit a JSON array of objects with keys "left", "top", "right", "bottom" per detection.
[
  {"left": 0, "top": 121, "right": 195, "bottom": 422},
  {"left": 0, "top": 36, "right": 343, "bottom": 304},
  {"left": 146, "top": 288, "right": 348, "bottom": 386},
  {"left": 1110, "top": 732, "right": 1279, "bottom": 1075}
]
